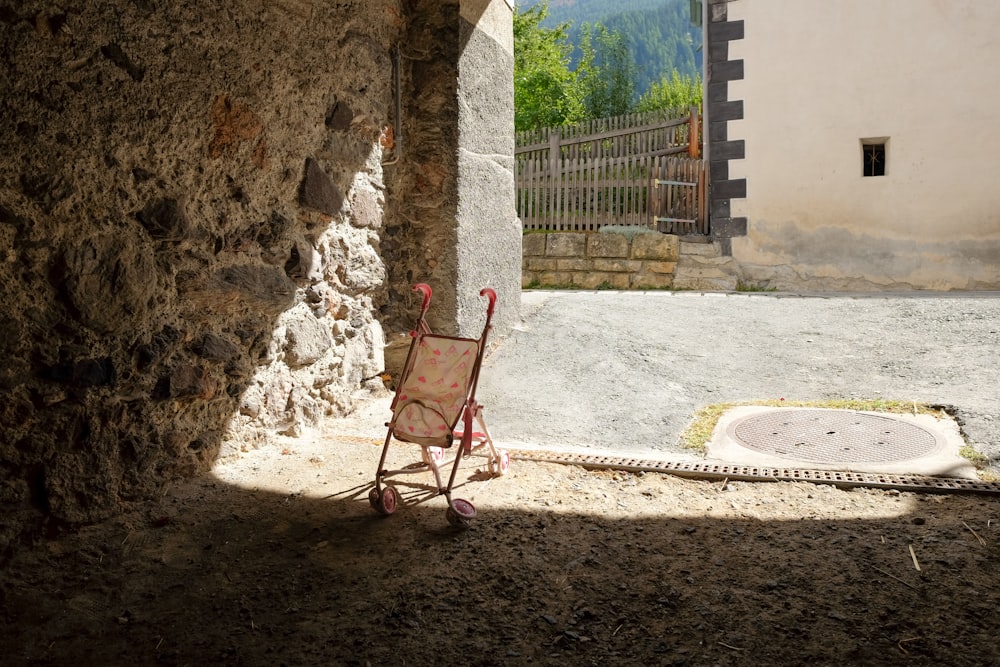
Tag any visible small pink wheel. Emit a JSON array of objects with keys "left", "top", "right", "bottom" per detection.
[
  {"left": 492, "top": 450, "right": 510, "bottom": 477},
  {"left": 446, "top": 498, "right": 476, "bottom": 527},
  {"left": 377, "top": 485, "right": 399, "bottom": 515}
]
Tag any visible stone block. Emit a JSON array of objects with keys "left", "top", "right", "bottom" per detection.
[
  {"left": 573, "top": 272, "right": 629, "bottom": 289},
  {"left": 556, "top": 258, "right": 591, "bottom": 271},
  {"left": 680, "top": 241, "right": 718, "bottom": 257},
  {"left": 522, "top": 232, "right": 546, "bottom": 256},
  {"left": 525, "top": 257, "right": 558, "bottom": 272},
  {"left": 211, "top": 266, "right": 296, "bottom": 314},
  {"left": 70, "top": 358, "right": 115, "bottom": 387},
  {"left": 348, "top": 185, "right": 381, "bottom": 229},
  {"left": 631, "top": 273, "right": 674, "bottom": 289},
  {"left": 283, "top": 306, "right": 332, "bottom": 368},
  {"left": 592, "top": 258, "right": 642, "bottom": 273},
  {"left": 193, "top": 333, "right": 240, "bottom": 362},
  {"left": 168, "top": 364, "right": 218, "bottom": 399},
  {"left": 325, "top": 100, "right": 354, "bottom": 130},
  {"left": 587, "top": 233, "right": 629, "bottom": 258},
  {"left": 631, "top": 234, "right": 679, "bottom": 261},
  {"left": 644, "top": 261, "right": 678, "bottom": 275},
  {"left": 300, "top": 157, "right": 344, "bottom": 216},
  {"left": 63, "top": 236, "right": 160, "bottom": 334},
  {"left": 545, "top": 233, "right": 586, "bottom": 257},
  {"left": 538, "top": 271, "right": 573, "bottom": 287}
]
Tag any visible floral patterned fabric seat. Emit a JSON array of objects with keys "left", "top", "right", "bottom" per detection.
[{"left": 391, "top": 335, "right": 479, "bottom": 447}]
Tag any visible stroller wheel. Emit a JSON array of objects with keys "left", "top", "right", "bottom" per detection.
[
  {"left": 492, "top": 450, "right": 511, "bottom": 477},
  {"left": 368, "top": 487, "right": 380, "bottom": 509},
  {"left": 446, "top": 498, "right": 476, "bottom": 527},
  {"left": 377, "top": 485, "right": 399, "bottom": 515}
]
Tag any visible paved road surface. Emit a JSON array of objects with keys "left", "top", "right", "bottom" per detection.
[{"left": 476, "top": 291, "right": 1000, "bottom": 470}]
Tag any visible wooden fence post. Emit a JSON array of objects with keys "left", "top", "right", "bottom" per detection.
[
  {"left": 549, "top": 129, "right": 561, "bottom": 227},
  {"left": 688, "top": 106, "right": 700, "bottom": 158}
]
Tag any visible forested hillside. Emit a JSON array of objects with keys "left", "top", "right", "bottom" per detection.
[
  {"left": 521, "top": 0, "right": 702, "bottom": 98},
  {"left": 542, "top": 0, "right": 672, "bottom": 24}
]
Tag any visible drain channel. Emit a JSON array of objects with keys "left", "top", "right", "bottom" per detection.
[{"left": 510, "top": 450, "right": 1000, "bottom": 495}]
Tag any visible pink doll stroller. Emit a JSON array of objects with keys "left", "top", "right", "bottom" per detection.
[{"left": 369, "top": 284, "right": 510, "bottom": 526}]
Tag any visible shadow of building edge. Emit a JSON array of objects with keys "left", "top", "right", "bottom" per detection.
[{"left": 3, "top": 448, "right": 999, "bottom": 665}]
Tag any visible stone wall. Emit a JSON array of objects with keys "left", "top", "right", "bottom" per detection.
[
  {"left": 1, "top": 0, "right": 520, "bottom": 541},
  {"left": 380, "top": 1, "right": 461, "bottom": 336},
  {"left": 2, "top": 0, "right": 516, "bottom": 541},
  {"left": 522, "top": 232, "right": 679, "bottom": 289},
  {"left": 379, "top": 0, "right": 520, "bottom": 344}
]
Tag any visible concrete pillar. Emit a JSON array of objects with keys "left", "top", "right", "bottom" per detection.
[
  {"left": 383, "top": 0, "right": 519, "bottom": 340},
  {"left": 456, "top": 0, "right": 521, "bottom": 338}
]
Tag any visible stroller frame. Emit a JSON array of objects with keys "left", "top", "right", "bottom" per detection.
[{"left": 369, "top": 283, "right": 509, "bottom": 526}]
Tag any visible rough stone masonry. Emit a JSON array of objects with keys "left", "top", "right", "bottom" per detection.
[{"left": 0, "top": 0, "right": 519, "bottom": 541}]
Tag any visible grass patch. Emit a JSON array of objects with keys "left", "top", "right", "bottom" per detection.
[
  {"left": 679, "top": 399, "right": 951, "bottom": 456},
  {"left": 735, "top": 280, "right": 777, "bottom": 293},
  {"left": 523, "top": 279, "right": 683, "bottom": 292},
  {"left": 523, "top": 281, "right": 574, "bottom": 290},
  {"left": 959, "top": 444, "right": 998, "bottom": 481}
]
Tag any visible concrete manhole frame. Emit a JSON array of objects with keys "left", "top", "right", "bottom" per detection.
[
  {"left": 726, "top": 408, "right": 944, "bottom": 464},
  {"left": 706, "top": 405, "right": 976, "bottom": 478}
]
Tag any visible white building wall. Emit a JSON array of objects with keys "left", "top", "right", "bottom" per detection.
[{"left": 725, "top": 0, "right": 1000, "bottom": 290}]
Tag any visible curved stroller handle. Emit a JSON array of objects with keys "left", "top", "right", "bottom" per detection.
[
  {"left": 480, "top": 287, "right": 497, "bottom": 319},
  {"left": 413, "top": 283, "right": 433, "bottom": 313}
]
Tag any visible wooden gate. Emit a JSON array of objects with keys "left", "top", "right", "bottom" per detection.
[{"left": 649, "top": 158, "right": 707, "bottom": 235}]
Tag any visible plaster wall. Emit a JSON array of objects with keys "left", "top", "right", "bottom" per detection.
[{"left": 725, "top": 0, "right": 1000, "bottom": 290}]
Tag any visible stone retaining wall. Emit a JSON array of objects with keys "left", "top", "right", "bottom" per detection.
[{"left": 522, "top": 232, "right": 679, "bottom": 289}]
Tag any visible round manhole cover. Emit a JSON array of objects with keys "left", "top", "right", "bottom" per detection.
[{"left": 727, "top": 409, "right": 943, "bottom": 464}]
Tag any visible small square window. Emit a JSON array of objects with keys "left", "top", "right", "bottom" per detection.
[{"left": 861, "top": 138, "right": 888, "bottom": 177}]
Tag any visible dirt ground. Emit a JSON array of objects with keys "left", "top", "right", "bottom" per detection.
[{"left": 3, "top": 394, "right": 1000, "bottom": 667}]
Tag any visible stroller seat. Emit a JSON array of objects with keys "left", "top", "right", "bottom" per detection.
[
  {"left": 392, "top": 335, "right": 479, "bottom": 447},
  {"left": 369, "top": 284, "right": 509, "bottom": 527}
]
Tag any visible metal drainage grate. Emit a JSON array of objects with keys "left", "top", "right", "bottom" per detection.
[
  {"left": 509, "top": 450, "right": 1000, "bottom": 495},
  {"left": 727, "top": 409, "right": 942, "bottom": 464}
]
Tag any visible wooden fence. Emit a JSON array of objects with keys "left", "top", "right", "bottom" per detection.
[
  {"left": 515, "top": 107, "right": 699, "bottom": 162},
  {"left": 515, "top": 108, "right": 706, "bottom": 233},
  {"left": 516, "top": 153, "right": 707, "bottom": 233}
]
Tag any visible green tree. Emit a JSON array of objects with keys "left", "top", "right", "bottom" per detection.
[
  {"left": 635, "top": 70, "right": 703, "bottom": 113},
  {"left": 575, "top": 22, "right": 637, "bottom": 119},
  {"left": 513, "top": 2, "right": 584, "bottom": 131}
]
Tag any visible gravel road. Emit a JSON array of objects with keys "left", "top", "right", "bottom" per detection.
[{"left": 477, "top": 291, "right": 1000, "bottom": 469}]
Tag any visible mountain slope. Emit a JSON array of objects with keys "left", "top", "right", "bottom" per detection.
[{"left": 520, "top": 0, "right": 702, "bottom": 97}]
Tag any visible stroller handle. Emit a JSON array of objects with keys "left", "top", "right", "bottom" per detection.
[
  {"left": 413, "top": 283, "right": 433, "bottom": 314},
  {"left": 480, "top": 287, "right": 497, "bottom": 319}
]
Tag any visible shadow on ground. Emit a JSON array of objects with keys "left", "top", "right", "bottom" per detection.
[{"left": 3, "top": 428, "right": 999, "bottom": 667}]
